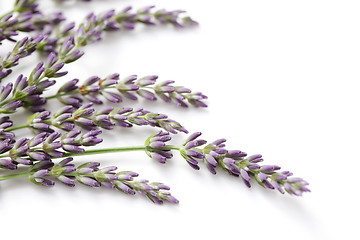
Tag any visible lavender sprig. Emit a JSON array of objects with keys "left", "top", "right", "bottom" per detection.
[
  {"left": 0, "top": 0, "right": 310, "bottom": 204},
  {"left": 10, "top": 130, "right": 309, "bottom": 197},
  {"left": 0, "top": 12, "right": 36, "bottom": 43},
  {"left": 0, "top": 129, "right": 102, "bottom": 169},
  {"left": 0, "top": 34, "right": 44, "bottom": 81},
  {"left": 0, "top": 73, "right": 54, "bottom": 114},
  {"left": 0, "top": 1, "right": 64, "bottom": 44},
  {"left": 38, "top": 6, "right": 198, "bottom": 53},
  {"left": 0, "top": 53, "right": 70, "bottom": 113},
  {"left": 1, "top": 124, "right": 310, "bottom": 196},
  {"left": 5, "top": 103, "right": 187, "bottom": 134},
  {"left": 146, "top": 131, "right": 310, "bottom": 196},
  {"left": 13, "top": 0, "right": 39, "bottom": 13},
  {"left": 48, "top": 74, "right": 207, "bottom": 108},
  {"left": 0, "top": 157, "right": 178, "bottom": 204},
  {"left": 1, "top": 5, "right": 199, "bottom": 111}
]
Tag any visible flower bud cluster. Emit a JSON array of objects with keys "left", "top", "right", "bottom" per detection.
[
  {"left": 36, "top": 5, "right": 197, "bottom": 53},
  {"left": 144, "top": 131, "right": 310, "bottom": 196},
  {"left": 0, "top": 117, "right": 15, "bottom": 142},
  {"left": 145, "top": 131, "right": 173, "bottom": 164},
  {"left": 0, "top": 130, "right": 102, "bottom": 170},
  {"left": 0, "top": 35, "right": 44, "bottom": 81},
  {"left": 0, "top": 2, "right": 65, "bottom": 44},
  {"left": 0, "top": 12, "right": 36, "bottom": 43},
  {"left": 26, "top": 103, "right": 188, "bottom": 134},
  {"left": 56, "top": 74, "right": 207, "bottom": 108},
  {"left": 26, "top": 157, "right": 178, "bottom": 204},
  {"left": 0, "top": 50, "right": 74, "bottom": 112}
]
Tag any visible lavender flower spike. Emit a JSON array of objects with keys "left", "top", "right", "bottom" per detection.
[
  {"left": 49, "top": 73, "right": 208, "bottom": 108},
  {"left": 24, "top": 104, "right": 188, "bottom": 134},
  {"left": 143, "top": 131, "right": 309, "bottom": 196},
  {"left": 145, "top": 131, "right": 173, "bottom": 164},
  {"left": 0, "top": 157, "right": 178, "bottom": 204},
  {"left": 180, "top": 133, "right": 310, "bottom": 196},
  {"left": 0, "top": 129, "right": 103, "bottom": 169}
]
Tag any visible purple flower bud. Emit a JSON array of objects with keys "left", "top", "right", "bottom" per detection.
[
  {"left": 83, "top": 76, "right": 100, "bottom": 86},
  {"left": 77, "top": 176, "right": 100, "bottom": 187},
  {"left": 35, "top": 178, "right": 55, "bottom": 187},
  {"left": 14, "top": 157, "right": 32, "bottom": 165},
  {"left": 63, "top": 49, "right": 84, "bottom": 63},
  {"left": 149, "top": 141, "right": 166, "bottom": 149},
  {"left": 205, "top": 154, "right": 217, "bottom": 167},
  {"left": 227, "top": 150, "right": 247, "bottom": 159},
  {"left": 257, "top": 172, "right": 268, "bottom": 181},
  {"left": 185, "top": 132, "right": 202, "bottom": 143},
  {"left": 27, "top": 151, "right": 48, "bottom": 161},
  {"left": 62, "top": 145, "right": 84, "bottom": 153},
  {"left": 59, "top": 79, "right": 79, "bottom": 92},
  {"left": 185, "top": 149, "right": 204, "bottom": 159},
  {"left": 206, "top": 162, "right": 217, "bottom": 175},
  {"left": 261, "top": 165, "right": 281, "bottom": 173},
  {"left": 33, "top": 169, "right": 49, "bottom": 178},
  {"left": 271, "top": 180, "right": 285, "bottom": 194},
  {"left": 114, "top": 181, "right": 135, "bottom": 195},
  {"left": 58, "top": 175, "right": 75, "bottom": 187},
  {"left": 45, "top": 52, "right": 57, "bottom": 67},
  {"left": 0, "top": 83, "right": 13, "bottom": 101},
  {"left": 0, "top": 158, "right": 17, "bottom": 170},
  {"left": 2, "top": 101, "right": 23, "bottom": 113},
  {"left": 150, "top": 152, "right": 166, "bottom": 164},
  {"left": 212, "top": 138, "right": 226, "bottom": 147},
  {"left": 116, "top": 171, "right": 139, "bottom": 181},
  {"left": 184, "top": 139, "right": 207, "bottom": 149}
]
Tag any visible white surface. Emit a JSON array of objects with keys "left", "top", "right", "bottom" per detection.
[{"left": 0, "top": 0, "right": 359, "bottom": 239}]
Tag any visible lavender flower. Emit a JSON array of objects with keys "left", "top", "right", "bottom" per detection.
[
  {"left": 52, "top": 74, "right": 207, "bottom": 108},
  {"left": 0, "top": 117, "right": 15, "bottom": 142},
  {"left": 0, "top": 75, "right": 38, "bottom": 113},
  {"left": 145, "top": 131, "right": 173, "bottom": 163},
  {"left": 144, "top": 131, "right": 310, "bottom": 196},
  {"left": 37, "top": 6, "right": 198, "bottom": 53},
  {"left": 1, "top": 157, "right": 178, "bottom": 204},
  {"left": 0, "top": 0, "right": 310, "bottom": 205},
  {"left": 0, "top": 12, "right": 36, "bottom": 43},
  {"left": 0, "top": 1, "right": 64, "bottom": 44},
  {"left": 23, "top": 103, "right": 188, "bottom": 134},
  {"left": 0, "top": 129, "right": 102, "bottom": 169},
  {"left": 14, "top": 0, "right": 39, "bottom": 13},
  {"left": 0, "top": 35, "right": 44, "bottom": 81}
]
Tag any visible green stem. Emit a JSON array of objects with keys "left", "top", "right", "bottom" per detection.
[
  {"left": 45, "top": 89, "right": 81, "bottom": 100},
  {"left": 62, "top": 145, "right": 180, "bottom": 158},
  {"left": 44, "top": 85, "right": 117, "bottom": 100},
  {"left": 44, "top": 85, "right": 155, "bottom": 100},
  {"left": 0, "top": 171, "right": 30, "bottom": 181},
  {"left": 0, "top": 145, "right": 181, "bottom": 164},
  {"left": 4, "top": 123, "right": 30, "bottom": 132},
  {"left": 0, "top": 145, "right": 181, "bottom": 180},
  {"left": 64, "top": 146, "right": 147, "bottom": 157}
]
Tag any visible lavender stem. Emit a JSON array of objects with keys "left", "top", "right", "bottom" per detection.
[
  {"left": 45, "top": 89, "right": 81, "bottom": 99},
  {"left": 63, "top": 146, "right": 148, "bottom": 157},
  {"left": 0, "top": 171, "right": 30, "bottom": 181},
  {"left": 0, "top": 145, "right": 179, "bottom": 160},
  {"left": 4, "top": 123, "right": 29, "bottom": 132},
  {"left": 60, "top": 145, "right": 180, "bottom": 158}
]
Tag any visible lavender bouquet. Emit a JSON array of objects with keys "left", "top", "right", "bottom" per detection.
[{"left": 0, "top": 0, "right": 310, "bottom": 204}]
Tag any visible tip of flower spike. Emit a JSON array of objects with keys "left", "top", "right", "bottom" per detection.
[{"left": 167, "top": 196, "right": 179, "bottom": 204}]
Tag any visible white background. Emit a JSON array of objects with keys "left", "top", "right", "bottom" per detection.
[{"left": 0, "top": 0, "right": 359, "bottom": 239}]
